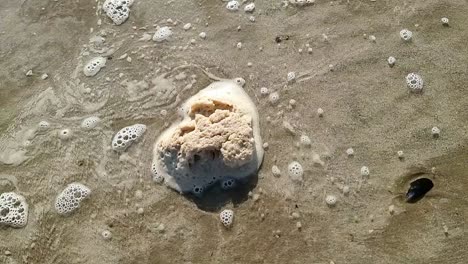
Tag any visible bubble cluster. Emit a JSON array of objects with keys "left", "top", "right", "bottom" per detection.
[
  {"left": 325, "top": 195, "right": 337, "bottom": 207},
  {"left": 102, "top": 0, "right": 134, "bottom": 25},
  {"left": 346, "top": 148, "right": 354, "bottom": 157},
  {"left": 271, "top": 165, "right": 281, "bottom": 177},
  {"left": 317, "top": 108, "right": 324, "bottom": 117},
  {"left": 83, "top": 57, "right": 107, "bottom": 77},
  {"left": 299, "top": 135, "right": 311, "bottom": 146},
  {"left": 55, "top": 183, "right": 91, "bottom": 215},
  {"left": 111, "top": 124, "right": 147, "bottom": 152},
  {"left": 397, "top": 150, "right": 404, "bottom": 159},
  {"left": 360, "top": 166, "right": 370, "bottom": 177},
  {"left": 290, "top": 0, "right": 316, "bottom": 6},
  {"left": 220, "top": 209, "right": 234, "bottom": 227},
  {"left": 153, "top": 27, "right": 173, "bottom": 42},
  {"left": 400, "top": 29, "right": 413, "bottom": 41},
  {"left": 268, "top": 92, "right": 280, "bottom": 105},
  {"left": 387, "top": 56, "right": 396, "bottom": 67},
  {"left": 0, "top": 192, "right": 29, "bottom": 228},
  {"left": 431, "top": 126, "right": 440, "bottom": 138},
  {"left": 221, "top": 178, "right": 237, "bottom": 190},
  {"left": 287, "top": 72, "right": 296, "bottom": 83},
  {"left": 81, "top": 116, "right": 101, "bottom": 129},
  {"left": 226, "top": 1, "right": 240, "bottom": 11},
  {"left": 260, "top": 87, "right": 269, "bottom": 96},
  {"left": 38, "top": 121, "right": 50, "bottom": 130},
  {"left": 192, "top": 185, "right": 204, "bottom": 196},
  {"left": 406, "top": 73, "right": 424, "bottom": 92},
  {"left": 101, "top": 230, "right": 113, "bottom": 240},
  {"left": 151, "top": 162, "right": 164, "bottom": 183},
  {"left": 441, "top": 17, "right": 449, "bottom": 26},
  {"left": 288, "top": 161, "right": 304, "bottom": 182},
  {"left": 244, "top": 3, "right": 255, "bottom": 13}
]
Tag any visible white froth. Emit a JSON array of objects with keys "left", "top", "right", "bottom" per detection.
[
  {"left": 400, "top": 29, "right": 412, "bottom": 41},
  {"left": 406, "top": 73, "right": 423, "bottom": 92},
  {"left": 81, "top": 116, "right": 101, "bottom": 129},
  {"left": 55, "top": 183, "right": 91, "bottom": 215},
  {"left": 0, "top": 192, "right": 29, "bottom": 228},
  {"left": 111, "top": 124, "right": 146, "bottom": 152},
  {"left": 153, "top": 27, "right": 173, "bottom": 42},
  {"left": 220, "top": 209, "right": 234, "bottom": 227},
  {"left": 103, "top": 0, "right": 134, "bottom": 25},
  {"left": 152, "top": 79, "right": 264, "bottom": 194},
  {"left": 288, "top": 161, "right": 303, "bottom": 182},
  {"left": 83, "top": 57, "right": 106, "bottom": 77}
]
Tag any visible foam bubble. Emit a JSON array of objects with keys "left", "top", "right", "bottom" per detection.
[
  {"left": 406, "top": 73, "right": 423, "bottom": 92},
  {"left": 0, "top": 192, "right": 28, "bottom": 228},
  {"left": 220, "top": 209, "right": 234, "bottom": 227},
  {"left": 288, "top": 161, "right": 303, "bottom": 182},
  {"left": 226, "top": 1, "right": 240, "bottom": 11},
  {"left": 360, "top": 166, "right": 370, "bottom": 177},
  {"left": 325, "top": 195, "right": 337, "bottom": 206},
  {"left": 81, "top": 116, "right": 101, "bottom": 129},
  {"left": 55, "top": 183, "right": 91, "bottom": 215},
  {"left": 153, "top": 26, "right": 173, "bottom": 42},
  {"left": 244, "top": 3, "right": 255, "bottom": 13},
  {"left": 399, "top": 29, "right": 412, "bottom": 41},
  {"left": 112, "top": 124, "right": 146, "bottom": 152},
  {"left": 103, "top": 0, "right": 134, "bottom": 25},
  {"left": 152, "top": 79, "right": 263, "bottom": 195},
  {"left": 83, "top": 57, "right": 106, "bottom": 77}
]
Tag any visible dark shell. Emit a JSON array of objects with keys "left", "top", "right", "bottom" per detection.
[{"left": 406, "top": 178, "right": 434, "bottom": 203}]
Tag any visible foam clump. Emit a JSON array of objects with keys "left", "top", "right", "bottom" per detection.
[
  {"left": 431, "top": 126, "right": 440, "bottom": 138},
  {"left": 220, "top": 209, "right": 234, "bottom": 227},
  {"left": 406, "top": 73, "right": 423, "bottom": 92},
  {"left": 260, "top": 87, "right": 269, "bottom": 96},
  {"left": 300, "top": 135, "right": 311, "bottom": 146},
  {"left": 287, "top": 72, "right": 296, "bottom": 83},
  {"left": 153, "top": 27, "right": 173, "bottom": 42},
  {"left": 360, "top": 166, "right": 370, "bottom": 177},
  {"left": 55, "top": 183, "right": 91, "bottom": 215},
  {"left": 83, "top": 57, "right": 106, "bottom": 77},
  {"left": 441, "top": 17, "right": 449, "bottom": 26},
  {"left": 226, "top": 1, "right": 240, "bottom": 11},
  {"left": 38, "top": 121, "right": 50, "bottom": 130},
  {"left": 289, "top": 0, "right": 315, "bottom": 6},
  {"left": 102, "top": 0, "right": 134, "bottom": 25},
  {"left": 325, "top": 195, "right": 337, "bottom": 206},
  {"left": 271, "top": 165, "right": 281, "bottom": 177},
  {"left": 268, "top": 92, "right": 280, "bottom": 105},
  {"left": 400, "top": 29, "right": 412, "bottom": 41},
  {"left": 81, "top": 116, "right": 101, "bottom": 129},
  {"left": 111, "top": 124, "right": 146, "bottom": 152},
  {"left": 387, "top": 56, "right": 396, "bottom": 67},
  {"left": 288, "top": 161, "right": 303, "bottom": 182},
  {"left": 151, "top": 162, "right": 164, "bottom": 183},
  {"left": 0, "top": 192, "right": 29, "bottom": 228},
  {"left": 152, "top": 79, "right": 264, "bottom": 195},
  {"left": 244, "top": 3, "right": 255, "bottom": 12}
]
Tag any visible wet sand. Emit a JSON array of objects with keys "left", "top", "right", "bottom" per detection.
[{"left": 0, "top": 0, "right": 467, "bottom": 263}]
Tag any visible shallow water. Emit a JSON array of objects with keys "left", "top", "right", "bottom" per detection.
[{"left": 1, "top": 0, "right": 468, "bottom": 263}]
